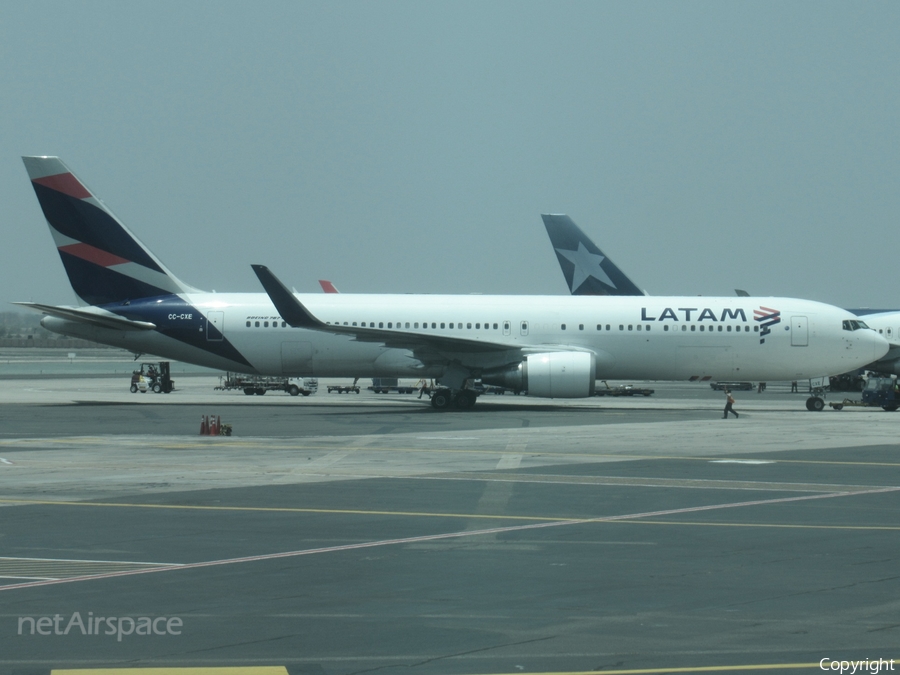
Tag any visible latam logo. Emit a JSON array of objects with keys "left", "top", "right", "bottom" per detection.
[{"left": 754, "top": 306, "right": 781, "bottom": 344}]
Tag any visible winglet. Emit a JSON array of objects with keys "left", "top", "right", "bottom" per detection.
[{"left": 251, "top": 265, "right": 322, "bottom": 328}]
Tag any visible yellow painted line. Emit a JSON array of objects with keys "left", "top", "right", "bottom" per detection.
[
  {"left": 53, "top": 669, "right": 288, "bottom": 675},
  {"left": 622, "top": 519, "right": 900, "bottom": 531},
  {"left": 1, "top": 499, "right": 898, "bottom": 532},
  {"left": 479, "top": 663, "right": 842, "bottom": 674}
]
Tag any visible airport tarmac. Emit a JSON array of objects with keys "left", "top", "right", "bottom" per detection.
[{"left": 1, "top": 375, "right": 898, "bottom": 675}]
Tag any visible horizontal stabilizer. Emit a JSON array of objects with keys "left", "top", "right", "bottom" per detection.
[{"left": 13, "top": 302, "right": 157, "bottom": 331}]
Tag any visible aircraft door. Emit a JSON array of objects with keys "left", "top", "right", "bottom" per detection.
[
  {"left": 503, "top": 321, "right": 511, "bottom": 336},
  {"left": 206, "top": 311, "right": 224, "bottom": 341},
  {"left": 520, "top": 321, "right": 529, "bottom": 336},
  {"left": 790, "top": 315, "right": 808, "bottom": 346}
]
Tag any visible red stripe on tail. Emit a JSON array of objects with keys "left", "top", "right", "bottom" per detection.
[
  {"left": 59, "top": 243, "right": 130, "bottom": 267},
  {"left": 32, "top": 173, "right": 91, "bottom": 199}
]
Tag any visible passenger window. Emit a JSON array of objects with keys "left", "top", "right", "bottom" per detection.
[
  {"left": 246, "top": 321, "right": 251, "bottom": 327},
  {"left": 579, "top": 324, "right": 584, "bottom": 330},
  {"left": 690, "top": 325, "right": 695, "bottom": 331},
  {"left": 628, "top": 325, "right": 633, "bottom": 331},
  {"left": 264, "top": 321, "right": 269, "bottom": 327},
  {"left": 282, "top": 322, "right": 286, "bottom": 328},
  {"left": 636, "top": 325, "right": 641, "bottom": 331},
  {"left": 682, "top": 325, "right": 687, "bottom": 331},
  {"left": 727, "top": 326, "right": 732, "bottom": 332},
  {"left": 441, "top": 323, "right": 445, "bottom": 329},
  {"left": 596, "top": 324, "right": 602, "bottom": 331},
  {"left": 619, "top": 325, "right": 624, "bottom": 331},
  {"left": 561, "top": 324, "right": 566, "bottom": 330},
  {"left": 664, "top": 325, "right": 669, "bottom": 332},
  {"left": 432, "top": 323, "right": 437, "bottom": 329}
]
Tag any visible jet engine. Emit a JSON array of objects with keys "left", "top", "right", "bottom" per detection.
[
  {"left": 870, "top": 358, "right": 900, "bottom": 376},
  {"left": 482, "top": 351, "right": 596, "bottom": 398}
]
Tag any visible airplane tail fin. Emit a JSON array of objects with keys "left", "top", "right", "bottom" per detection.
[
  {"left": 541, "top": 214, "right": 645, "bottom": 296},
  {"left": 22, "top": 156, "right": 198, "bottom": 306}
]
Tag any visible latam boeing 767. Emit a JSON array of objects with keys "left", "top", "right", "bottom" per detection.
[{"left": 16, "top": 156, "right": 888, "bottom": 411}]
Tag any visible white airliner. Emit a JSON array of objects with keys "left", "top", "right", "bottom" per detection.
[{"left": 16, "top": 156, "right": 889, "bottom": 411}]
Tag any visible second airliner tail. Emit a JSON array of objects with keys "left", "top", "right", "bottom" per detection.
[{"left": 542, "top": 214, "right": 645, "bottom": 296}]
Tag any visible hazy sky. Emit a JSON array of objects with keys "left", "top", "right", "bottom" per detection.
[{"left": 2, "top": 2, "right": 898, "bottom": 308}]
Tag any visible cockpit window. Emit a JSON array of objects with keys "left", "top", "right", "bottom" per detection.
[{"left": 842, "top": 319, "right": 870, "bottom": 331}]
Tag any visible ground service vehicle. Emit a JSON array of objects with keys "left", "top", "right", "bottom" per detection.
[
  {"left": 710, "top": 381, "right": 754, "bottom": 391},
  {"left": 594, "top": 381, "right": 654, "bottom": 397},
  {"left": 829, "top": 377, "right": 900, "bottom": 411},
  {"left": 327, "top": 382, "right": 361, "bottom": 394},
  {"left": 129, "top": 362, "right": 174, "bottom": 393},
  {"left": 369, "top": 378, "right": 417, "bottom": 394},
  {"left": 216, "top": 373, "right": 317, "bottom": 396}
]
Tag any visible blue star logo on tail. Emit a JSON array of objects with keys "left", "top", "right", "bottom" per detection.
[{"left": 555, "top": 243, "right": 616, "bottom": 293}]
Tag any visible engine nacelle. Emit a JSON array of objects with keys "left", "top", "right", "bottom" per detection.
[
  {"left": 871, "top": 358, "right": 900, "bottom": 376},
  {"left": 483, "top": 351, "right": 596, "bottom": 398}
]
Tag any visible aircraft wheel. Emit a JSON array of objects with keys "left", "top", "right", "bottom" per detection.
[
  {"left": 806, "top": 396, "right": 824, "bottom": 412},
  {"left": 130, "top": 383, "right": 138, "bottom": 393},
  {"left": 288, "top": 385, "right": 300, "bottom": 396},
  {"left": 454, "top": 391, "right": 475, "bottom": 410},
  {"left": 431, "top": 389, "right": 452, "bottom": 410}
]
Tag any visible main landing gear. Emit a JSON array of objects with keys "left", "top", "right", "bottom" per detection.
[{"left": 431, "top": 388, "right": 478, "bottom": 411}]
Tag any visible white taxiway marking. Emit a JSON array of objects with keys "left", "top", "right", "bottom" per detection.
[
  {"left": 415, "top": 436, "right": 480, "bottom": 441},
  {"left": 711, "top": 460, "right": 775, "bottom": 465},
  {"left": 0, "top": 458, "right": 12, "bottom": 465}
]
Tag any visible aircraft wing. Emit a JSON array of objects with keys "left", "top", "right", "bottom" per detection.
[
  {"left": 252, "top": 265, "right": 564, "bottom": 357},
  {"left": 13, "top": 302, "right": 157, "bottom": 331}
]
